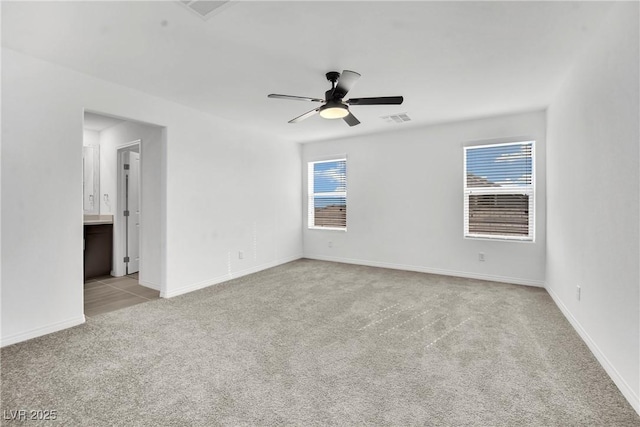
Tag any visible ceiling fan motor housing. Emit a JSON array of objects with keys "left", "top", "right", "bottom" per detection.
[{"left": 325, "top": 89, "right": 341, "bottom": 101}]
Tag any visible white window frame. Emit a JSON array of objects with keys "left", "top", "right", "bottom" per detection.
[
  {"left": 308, "top": 158, "right": 347, "bottom": 231},
  {"left": 463, "top": 141, "right": 535, "bottom": 242}
]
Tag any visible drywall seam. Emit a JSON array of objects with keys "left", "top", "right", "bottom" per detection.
[
  {"left": 0, "top": 315, "right": 86, "bottom": 348},
  {"left": 546, "top": 285, "right": 640, "bottom": 415},
  {"left": 162, "top": 254, "right": 303, "bottom": 298},
  {"left": 304, "top": 254, "right": 545, "bottom": 287}
]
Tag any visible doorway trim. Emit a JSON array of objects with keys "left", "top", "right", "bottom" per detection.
[{"left": 114, "top": 140, "right": 141, "bottom": 278}]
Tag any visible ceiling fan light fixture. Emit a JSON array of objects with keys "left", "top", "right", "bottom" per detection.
[{"left": 319, "top": 104, "right": 349, "bottom": 119}]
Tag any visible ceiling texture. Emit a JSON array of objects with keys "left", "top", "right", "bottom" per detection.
[{"left": 2, "top": 1, "right": 615, "bottom": 143}]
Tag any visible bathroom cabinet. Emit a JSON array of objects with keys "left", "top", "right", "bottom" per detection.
[{"left": 84, "top": 224, "right": 113, "bottom": 280}]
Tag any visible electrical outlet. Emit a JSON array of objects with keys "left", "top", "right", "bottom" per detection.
[
  {"left": 478, "top": 252, "right": 485, "bottom": 262},
  {"left": 328, "top": 241, "right": 333, "bottom": 248},
  {"left": 576, "top": 285, "right": 581, "bottom": 301},
  {"left": 238, "top": 251, "right": 244, "bottom": 260}
]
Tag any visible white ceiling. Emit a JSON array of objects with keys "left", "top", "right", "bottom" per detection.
[{"left": 2, "top": 1, "right": 614, "bottom": 143}]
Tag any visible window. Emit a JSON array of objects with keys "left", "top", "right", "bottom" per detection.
[
  {"left": 464, "top": 141, "right": 534, "bottom": 241},
  {"left": 308, "top": 158, "right": 347, "bottom": 229}
]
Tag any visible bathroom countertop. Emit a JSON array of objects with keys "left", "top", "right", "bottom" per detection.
[{"left": 83, "top": 214, "right": 114, "bottom": 225}]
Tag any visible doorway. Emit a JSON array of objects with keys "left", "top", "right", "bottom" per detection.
[
  {"left": 82, "top": 111, "right": 166, "bottom": 317},
  {"left": 119, "top": 144, "right": 141, "bottom": 275}
]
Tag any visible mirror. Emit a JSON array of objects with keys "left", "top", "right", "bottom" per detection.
[{"left": 83, "top": 145, "right": 100, "bottom": 214}]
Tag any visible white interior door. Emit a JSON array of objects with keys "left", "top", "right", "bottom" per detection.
[{"left": 125, "top": 151, "right": 140, "bottom": 274}]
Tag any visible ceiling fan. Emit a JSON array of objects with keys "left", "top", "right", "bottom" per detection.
[{"left": 268, "top": 70, "right": 403, "bottom": 127}]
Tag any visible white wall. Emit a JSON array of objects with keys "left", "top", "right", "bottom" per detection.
[
  {"left": 83, "top": 129, "right": 99, "bottom": 147},
  {"left": 302, "top": 111, "right": 546, "bottom": 286},
  {"left": 546, "top": 2, "right": 639, "bottom": 413},
  {"left": 82, "top": 129, "right": 100, "bottom": 213},
  {"left": 1, "top": 48, "right": 302, "bottom": 346},
  {"left": 98, "top": 120, "right": 164, "bottom": 287}
]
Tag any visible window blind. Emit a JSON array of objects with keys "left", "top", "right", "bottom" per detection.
[
  {"left": 308, "top": 159, "right": 347, "bottom": 229},
  {"left": 464, "top": 142, "right": 534, "bottom": 240}
]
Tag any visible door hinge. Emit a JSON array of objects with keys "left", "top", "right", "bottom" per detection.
[
  {"left": 124, "top": 256, "right": 130, "bottom": 263},
  {"left": 124, "top": 210, "right": 130, "bottom": 217},
  {"left": 124, "top": 164, "right": 130, "bottom": 170}
]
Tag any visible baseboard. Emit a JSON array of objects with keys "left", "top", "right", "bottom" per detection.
[
  {"left": 162, "top": 254, "right": 303, "bottom": 298},
  {"left": 1, "top": 315, "right": 86, "bottom": 348},
  {"left": 304, "top": 254, "right": 545, "bottom": 288},
  {"left": 138, "top": 279, "right": 160, "bottom": 291},
  {"left": 546, "top": 285, "right": 640, "bottom": 416}
]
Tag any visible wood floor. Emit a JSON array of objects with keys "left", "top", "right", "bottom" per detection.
[{"left": 84, "top": 273, "right": 160, "bottom": 317}]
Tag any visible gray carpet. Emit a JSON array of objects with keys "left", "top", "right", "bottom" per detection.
[{"left": 1, "top": 259, "right": 638, "bottom": 426}]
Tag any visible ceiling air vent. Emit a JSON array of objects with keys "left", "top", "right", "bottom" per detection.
[
  {"left": 179, "top": 1, "right": 230, "bottom": 20},
  {"left": 381, "top": 113, "right": 411, "bottom": 124}
]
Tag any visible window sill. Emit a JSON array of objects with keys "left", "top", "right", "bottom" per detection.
[
  {"left": 308, "top": 227, "right": 347, "bottom": 232},
  {"left": 464, "top": 235, "right": 534, "bottom": 243}
]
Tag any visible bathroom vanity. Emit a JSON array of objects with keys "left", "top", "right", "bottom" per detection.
[{"left": 83, "top": 215, "right": 113, "bottom": 280}]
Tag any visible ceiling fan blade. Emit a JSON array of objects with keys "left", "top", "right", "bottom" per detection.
[
  {"left": 288, "top": 107, "right": 321, "bottom": 124},
  {"left": 268, "top": 94, "right": 325, "bottom": 103},
  {"left": 331, "top": 70, "right": 361, "bottom": 99},
  {"left": 347, "top": 96, "right": 404, "bottom": 105},
  {"left": 343, "top": 112, "right": 361, "bottom": 127}
]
